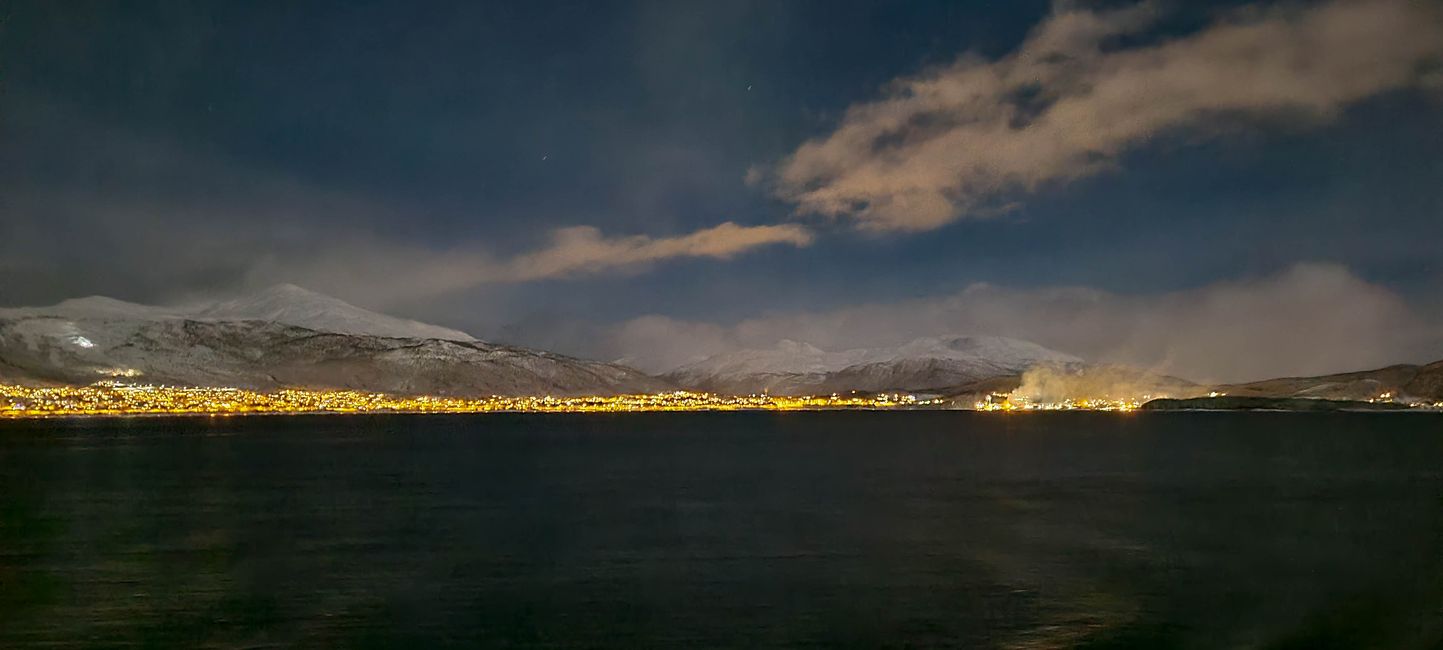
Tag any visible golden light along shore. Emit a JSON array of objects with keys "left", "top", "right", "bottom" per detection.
[
  {"left": 7, "top": 383, "right": 1435, "bottom": 418},
  {"left": 0, "top": 382, "right": 939, "bottom": 417},
  {"left": 972, "top": 392, "right": 1142, "bottom": 412}
]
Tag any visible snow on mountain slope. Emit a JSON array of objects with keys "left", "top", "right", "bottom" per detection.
[
  {"left": 198, "top": 284, "right": 475, "bottom": 342},
  {"left": 0, "top": 319, "right": 668, "bottom": 396},
  {"left": 666, "top": 336, "right": 1081, "bottom": 395},
  {"left": 0, "top": 284, "right": 474, "bottom": 342},
  {"left": 0, "top": 295, "right": 184, "bottom": 322},
  {"left": 0, "top": 286, "right": 667, "bottom": 395}
]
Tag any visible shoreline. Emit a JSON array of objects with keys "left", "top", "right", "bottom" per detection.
[{"left": 4, "top": 407, "right": 1439, "bottom": 420}]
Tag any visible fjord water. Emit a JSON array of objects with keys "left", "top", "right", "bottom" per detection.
[{"left": 2, "top": 413, "right": 1440, "bottom": 648}]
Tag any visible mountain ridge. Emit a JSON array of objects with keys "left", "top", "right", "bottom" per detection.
[
  {"left": 1, "top": 284, "right": 475, "bottom": 342},
  {"left": 5, "top": 287, "right": 1439, "bottom": 402},
  {"left": 196, "top": 284, "right": 475, "bottom": 342},
  {"left": 1215, "top": 361, "right": 1443, "bottom": 403},
  {"left": 666, "top": 335, "right": 1082, "bottom": 395},
  {"left": 0, "top": 286, "right": 664, "bottom": 396}
]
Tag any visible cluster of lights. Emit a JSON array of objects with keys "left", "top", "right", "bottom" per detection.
[
  {"left": 0, "top": 383, "right": 938, "bottom": 418},
  {"left": 1388, "top": 393, "right": 1443, "bottom": 409},
  {"left": 975, "top": 390, "right": 1442, "bottom": 411},
  {"left": 972, "top": 392, "right": 1144, "bottom": 412},
  {"left": 4, "top": 383, "right": 1434, "bottom": 417}
]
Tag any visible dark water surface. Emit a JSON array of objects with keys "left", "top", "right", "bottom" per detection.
[{"left": 2, "top": 412, "right": 1441, "bottom": 648}]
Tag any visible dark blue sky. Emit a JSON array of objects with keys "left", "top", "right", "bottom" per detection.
[{"left": 2, "top": 0, "right": 1441, "bottom": 372}]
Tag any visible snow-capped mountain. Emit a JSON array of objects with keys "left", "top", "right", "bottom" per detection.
[
  {"left": 665, "top": 336, "right": 1081, "bottom": 395},
  {"left": 0, "top": 284, "right": 474, "bottom": 342},
  {"left": 0, "top": 285, "right": 666, "bottom": 396},
  {"left": 197, "top": 284, "right": 475, "bottom": 342},
  {"left": 0, "top": 295, "right": 186, "bottom": 322}
]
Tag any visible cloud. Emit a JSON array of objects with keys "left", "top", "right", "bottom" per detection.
[
  {"left": 604, "top": 315, "right": 736, "bottom": 370},
  {"left": 240, "top": 221, "right": 813, "bottom": 308},
  {"left": 0, "top": 95, "right": 811, "bottom": 308},
  {"left": 597, "top": 263, "right": 1439, "bottom": 382},
  {"left": 767, "top": 0, "right": 1443, "bottom": 231},
  {"left": 498, "top": 222, "right": 814, "bottom": 282}
]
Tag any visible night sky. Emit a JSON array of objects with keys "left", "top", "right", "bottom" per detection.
[{"left": 3, "top": 0, "right": 1441, "bottom": 380}]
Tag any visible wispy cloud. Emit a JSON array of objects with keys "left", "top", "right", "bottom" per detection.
[
  {"left": 766, "top": 0, "right": 1443, "bottom": 231},
  {"left": 239, "top": 221, "right": 814, "bottom": 307},
  {"left": 1, "top": 95, "right": 812, "bottom": 307},
  {"left": 498, "top": 222, "right": 814, "bottom": 283},
  {"left": 595, "top": 263, "right": 1439, "bottom": 382}
]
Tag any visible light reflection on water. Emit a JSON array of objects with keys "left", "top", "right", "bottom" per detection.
[{"left": 2, "top": 412, "right": 1441, "bottom": 648}]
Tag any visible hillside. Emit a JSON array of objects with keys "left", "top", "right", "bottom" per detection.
[
  {"left": 1217, "top": 362, "right": 1443, "bottom": 403},
  {"left": 666, "top": 336, "right": 1080, "bottom": 395},
  {"left": 0, "top": 286, "right": 667, "bottom": 396}
]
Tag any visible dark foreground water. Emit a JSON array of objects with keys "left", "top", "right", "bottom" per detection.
[{"left": 2, "top": 412, "right": 1441, "bottom": 648}]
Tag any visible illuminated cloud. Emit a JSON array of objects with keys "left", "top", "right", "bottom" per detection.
[
  {"left": 769, "top": 0, "right": 1443, "bottom": 231},
  {"left": 602, "top": 263, "right": 1439, "bottom": 382},
  {"left": 499, "top": 221, "right": 814, "bottom": 282},
  {"left": 235, "top": 221, "right": 814, "bottom": 308}
]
